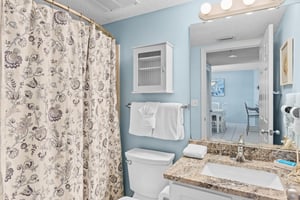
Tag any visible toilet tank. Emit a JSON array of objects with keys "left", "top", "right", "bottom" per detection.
[{"left": 125, "top": 148, "right": 175, "bottom": 199}]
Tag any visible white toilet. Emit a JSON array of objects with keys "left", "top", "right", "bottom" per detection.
[{"left": 119, "top": 148, "right": 175, "bottom": 200}]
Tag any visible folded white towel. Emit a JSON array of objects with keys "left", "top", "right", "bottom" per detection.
[
  {"left": 183, "top": 144, "right": 207, "bottom": 159},
  {"left": 138, "top": 102, "right": 159, "bottom": 129},
  {"left": 153, "top": 103, "right": 184, "bottom": 140},
  {"left": 129, "top": 102, "right": 153, "bottom": 137}
]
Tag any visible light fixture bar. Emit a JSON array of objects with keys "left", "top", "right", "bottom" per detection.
[{"left": 199, "top": 0, "right": 284, "bottom": 21}]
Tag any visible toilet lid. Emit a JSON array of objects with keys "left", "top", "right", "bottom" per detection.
[{"left": 119, "top": 197, "right": 138, "bottom": 200}]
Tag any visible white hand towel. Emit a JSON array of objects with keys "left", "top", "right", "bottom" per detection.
[
  {"left": 129, "top": 102, "right": 152, "bottom": 137},
  {"left": 153, "top": 103, "right": 185, "bottom": 140},
  {"left": 138, "top": 102, "right": 159, "bottom": 129},
  {"left": 183, "top": 144, "right": 207, "bottom": 159}
]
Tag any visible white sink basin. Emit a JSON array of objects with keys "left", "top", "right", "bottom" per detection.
[{"left": 201, "top": 162, "right": 284, "bottom": 191}]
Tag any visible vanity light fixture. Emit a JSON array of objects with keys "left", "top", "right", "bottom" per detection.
[
  {"left": 199, "top": 0, "right": 284, "bottom": 21},
  {"left": 243, "top": 0, "right": 256, "bottom": 6},
  {"left": 221, "top": 0, "right": 233, "bottom": 10},
  {"left": 200, "top": 2, "right": 212, "bottom": 15}
]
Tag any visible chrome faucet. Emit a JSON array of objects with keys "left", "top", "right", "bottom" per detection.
[{"left": 236, "top": 135, "right": 246, "bottom": 163}]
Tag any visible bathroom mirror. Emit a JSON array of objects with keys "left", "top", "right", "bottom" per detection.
[{"left": 190, "top": 2, "right": 299, "bottom": 145}]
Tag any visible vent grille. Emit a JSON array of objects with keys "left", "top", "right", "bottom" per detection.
[
  {"left": 94, "top": 0, "right": 139, "bottom": 12},
  {"left": 217, "top": 36, "right": 235, "bottom": 41}
]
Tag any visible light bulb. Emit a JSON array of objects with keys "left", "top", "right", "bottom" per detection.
[
  {"left": 220, "top": 0, "right": 232, "bottom": 11},
  {"left": 200, "top": 2, "right": 212, "bottom": 15},
  {"left": 243, "top": 0, "right": 256, "bottom": 6}
]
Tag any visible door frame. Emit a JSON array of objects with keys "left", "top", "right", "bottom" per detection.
[{"left": 200, "top": 38, "right": 262, "bottom": 140}]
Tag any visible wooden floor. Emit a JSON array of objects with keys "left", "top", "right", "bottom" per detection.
[{"left": 210, "top": 123, "right": 261, "bottom": 144}]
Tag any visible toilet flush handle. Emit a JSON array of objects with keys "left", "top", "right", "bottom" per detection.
[{"left": 126, "top": 159, "right": 132, "bottom": 165}]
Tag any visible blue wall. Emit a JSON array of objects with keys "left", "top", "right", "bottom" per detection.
[
  {"left": 212, "top": 70, "right": 257, "bottom": 124},
  {"left": 274, "top": 2, "right": 300, "bottom": 144},
  {"left": 104, "top": 0, "right": 202, "bottom": 196}
]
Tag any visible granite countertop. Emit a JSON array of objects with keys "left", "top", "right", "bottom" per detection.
[{"left": 164, "top": 154, "right": 300, "bottom": 200}]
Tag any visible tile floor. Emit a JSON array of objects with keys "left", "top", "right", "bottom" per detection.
[{"left": 210, "top": 122, "right": 262, "bottom": 144}]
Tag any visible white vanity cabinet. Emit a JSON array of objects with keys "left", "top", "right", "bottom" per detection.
[
  {"left": 170, "top": 182, "right": 251, "bottom": 200},
  {"left": 132, "top": 42, "right": 173, "bottom": 93}
]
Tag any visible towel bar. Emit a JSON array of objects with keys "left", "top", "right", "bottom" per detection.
[{"left": 126, "top": 103, "right": 189, "bottom": 109}]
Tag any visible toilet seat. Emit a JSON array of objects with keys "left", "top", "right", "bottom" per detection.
[
  {"left": 119, "top": 197, "right": 139, "bottom": 200},
  {"left": 119, "top": 185, "right": 170, "bottom": 200}
]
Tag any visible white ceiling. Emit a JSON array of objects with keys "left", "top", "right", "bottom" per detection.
[{"left": 38, "top": 0, "right": 192, "bottom": 25}]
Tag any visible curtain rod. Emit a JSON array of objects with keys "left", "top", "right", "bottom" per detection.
[{"left": 43, "top": 0, "right": 114, "bottom": 39}]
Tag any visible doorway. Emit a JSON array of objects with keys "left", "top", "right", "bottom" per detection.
[{"left": 209, "top": 66, "right": 260, "bottom": 143}]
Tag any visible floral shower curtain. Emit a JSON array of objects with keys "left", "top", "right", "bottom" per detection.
[{"left": 0, "top": 0, "right": 123, "bottom": 199}]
